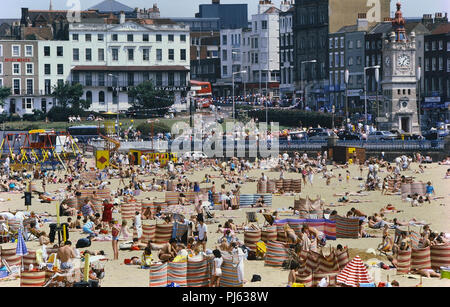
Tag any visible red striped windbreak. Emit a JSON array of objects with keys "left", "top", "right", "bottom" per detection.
[{"left": 336, "top": 256, "right": 372, "bottom": 287}]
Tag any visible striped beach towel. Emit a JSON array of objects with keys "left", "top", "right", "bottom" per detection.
[
  {"left": 168, "top": 262, "right": 187, "bottom": 287},
  {"left": 411, "top": 246, "right": 432, "bottom": 270},
  {"left": 333, "top": 216, "right": 360, "bottom": 239},
  {"left": 264, "top": 241, "right": 289, "bottom": 267},
  {"left": 220, "top": 258, "right": 243, "bottom": 287},
  {"left": 430, "top": 244, "right": 450, "bottom": 270},
  {"left": 187, "top": 259, "right": 210, "bottom": 287},
  {"left": 149, "top": 263, "right": 168, "bottom": 287}
]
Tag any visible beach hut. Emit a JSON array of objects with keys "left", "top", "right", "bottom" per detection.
[{"left": 336, "top": 255, "right": 372, "bottom": 287}]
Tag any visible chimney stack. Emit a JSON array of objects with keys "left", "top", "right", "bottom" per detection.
[
  {"left": 120, "top": 11, "right": 125, "bottom": 24},
  {"left": 357, "top": 13, "right": 369, "bottom": 31}
]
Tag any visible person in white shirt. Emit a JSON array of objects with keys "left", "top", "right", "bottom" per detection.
[
  {"left": 211, "top": 249, "right": 223, "bottom": 287},
  {"left": 197, "top": 218, "right": 208, "bottom": 252},
  {"left": 134, "top": 211, "right": 142, "bottom": 239}
]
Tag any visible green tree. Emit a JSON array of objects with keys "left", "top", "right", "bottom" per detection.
[
  {"left": 51, "top": 82, "right": 84, "bottom": 109},
  {"left": 0, "top": 87, "right": 11, "bottom": 107},
  {"left": 128, "top": 81, "right": 173, "bottom": 116}
]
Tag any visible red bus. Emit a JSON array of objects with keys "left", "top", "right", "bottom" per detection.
[{"left": 190, "top": 80, "right": 212, "bottom": 108}]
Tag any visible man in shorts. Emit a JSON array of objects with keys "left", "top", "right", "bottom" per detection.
[
  {"left": 197, "top": 217, "right": 208, "bottom": 252},
  {"left": 57, "top": 241, "right": 77, "bottom": 270}
]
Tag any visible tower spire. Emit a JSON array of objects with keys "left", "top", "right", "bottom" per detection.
[{"left": 49, "top": 0, "right": 53, "bottom": 11}]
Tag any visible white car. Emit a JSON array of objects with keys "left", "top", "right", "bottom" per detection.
[
  {"left": 367, "top": 131, "right": 397, "bottom": 141},
  {"left": 182, "top": 151, "right": 208, "bottom": 160}
]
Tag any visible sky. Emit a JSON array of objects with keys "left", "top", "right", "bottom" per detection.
[{"left": 0, "top": 0, "right": 448, "bottom": 19}]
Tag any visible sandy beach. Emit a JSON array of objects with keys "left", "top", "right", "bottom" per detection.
[{"left": 1, "top": 159, "right": 449, "bottom": 287}]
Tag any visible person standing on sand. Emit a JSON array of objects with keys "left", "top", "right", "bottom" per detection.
[
  {"left": 111, "top": 220, "right": 120, "bottom": 260},
  {"left": 57, "top": 241, "right": 77, "bottom": 270}
]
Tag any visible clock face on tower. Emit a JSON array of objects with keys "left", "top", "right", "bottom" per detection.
[{"left": 397, "top": 54, "right": 410, "bottom": 68}]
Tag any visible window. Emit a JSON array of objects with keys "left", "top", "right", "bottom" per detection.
[
  {"left": 143, "top": 49, "right": 149, "bottom": 61},
  {"left": 348, "top": 40, "right": 353, "bottom": 49},
  {"left": 72, "top": 34, "right": 78, "bottom": 41},
  {"left": 23, "top": 98, "right": 32, "bottom": 109},
  {"left": 180, "top": 72, "right": 186, "bottom": 86},
  {"left": 112, "top": 48, "right": 119, "bottom": 61},
  {"left": 143, "top": 34, "right": 149, "bottom": 42},
  {"left": 223, "top": 65, "right": 228, "bottom": 76},
  {"left": 432, "top": 41, "right": 436, "bottom": 51},
  {"left": 112, "top": 34, "right": 118, "bottom": 41},
  {"left": 45, "top": 64, "right": 51, "bottom": 75},
  {"left": 45, "top": 79, "right": 51, "bottom": 94},
  {"left": 222, "top": 49, "right": 227, "bottom": 61},
  {"left": 340, "top": 52, "right": 344, "bottom": 67},
  {"left": 57, "top": 64, "right": 63, "bottom": 75},
  {"left": 25, "top": 45, "right": 33, "bottom": 57},
  {"left": 127, "top": 34, "right": 133, "bottom": 42},
  {"left": 334, "top": 37, "right": 338, "bottom": 48},
  {"left": 156, "top": 72, "right": 162, "bottom": 86},
  {"left": 222, "top": 35, "right": 227, "bottom": 45},
  {"left": 85, "top": 73, "right": 92, "bottom": 86},
  {"left": 168, "top": 49, "right": 174, "bottom": 61},
  {"left": 156, "top": 34, "right": 162, "bottom": 42},
  {"left": 168, "top": 72, "right": 174, "bottom": 86},
  {"left": 44, "top": 46, "right": 50, "bottom": 56},
  {"left": 356, "top": 40, "right": 361, "bottom": 48},
  {"left": 168, "top": 34, "right": 174, "bottom": 42},
  {"left": 128, "top": 73, "right": 134, "bottom": 86},
  {"left": 262, "top": 20, "right": 267, "bottom": 30},
  {"left": 329, "top": 53, "right": 333, "bottom": 67},
  {"left": 13, "top": 79, "right": 20, "bottom": 95},
  {"left": 180, "top": 49, "right": 186, "bottom": 61},
  {"left": 0, "top": 45, "right": 2, "bottom": 57},
  {"left": 156, "top": 49, "right": 162, "bottom": 61},
  {"left": 26, "top": 63, "right": 33, "bottom": 75},
  {"left": 98, "top": 73, "right": 105, "bottom": 86},
  {"left": 348, "top": 57, "right": 354, "bottom": 66},
  {"left": 329, "top": 38, "right": 333, "bottom": 49},
  {"left": 439, "top": 57, "right": 443, "bottom": 70},
  {"left": 447, "top": 59, "right": 450, "bottom": 72},
  {"left": 356, "top": 56, "right": 362, "bottom": 65},
  {"left": 98, "top": 49, "right": 105, "bottom": 61},
  {"left": 432, "top": 57, "right": 436, "bottom": 71},
  {"left": 340, "top": 37, "right": 344, "bottom": 48},
  {"left": 26, "top": 79, "right": 33, "bottom": 95},
  {"left": 0, "top": 63, "right": 2, "bottom": 75},
  {"left": 128, "top": 48, "right": 134, "bottom": 61},
  {"left": 366, "top": 41, "right": 370, "bottom": 49},
  {"left": 180, "top": 35, "right": 186, "bottom": 42},
  {"left": 112, "top": 91, "right": 118, "bottom": 104},
  {"left": 85, "top": 91, "right": 92, "bottom": 103},
  {"left": 12, "top": 45, "right": 20, "bottom": 57},
  {"left": 85, "top": 34, "right": 91, "bottom": 42},
  {"left": 73, "top": 48, "right": 79, "bottom": 61},
  {"left": 13, "top": 63, "right": 20, "bottom": 75},
  {"left": 447, "top": 42, "right": 450, "bottom": 51},
  {"left": 86, "top": 48, "right": 92, "bottom": 61},
  {"left": 425, "top": 58, "right": 430, "bottom": 71},
  {"left": 98, "top": 34, "right": 104, "bottom": 41},
  {"left": 335, "top": 52, "right": 339, "bottom": 67},
  {"left": 99, "top": 91, "right": 105, "bottom": 104}
]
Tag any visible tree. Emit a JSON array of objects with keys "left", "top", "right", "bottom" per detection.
[
  {"left": 128, "top": 81, "right": 173, "bottom": 116},
  {"left": 0, "top": 87, "right": 11, "bottom": 107},
  {"left": 51, "top": 82, "right": 84, "bottom": 109}
]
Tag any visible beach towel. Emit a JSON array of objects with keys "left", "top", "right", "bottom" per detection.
[
  {"left": 333, "top": 216, "right": 360, "bottom": 239},
  {"left": 149, "top": 263, "right": 168, "bottom": 287},
  {"left": 187, "top": 259, "right": 210, "bottom": 287},
  {"left": 430, "top": 244, "right": 450, "bottom": 270},
  {"left": 168, "top": 262, "right": 187, "bottom": 287},
  {"left": 411, "top": 246, "right": 432, "bottom": 270},
  {"left": 244, "top": 230, "right": 262, "bottom": 252},
  {"left": 220, "top": 257, "right": 243, "bottom": 287},
  {"left": 264, "top": 241, "right": 289, "bottom": 267}
]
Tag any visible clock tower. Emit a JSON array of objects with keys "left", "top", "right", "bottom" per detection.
[{"left": 380, "top": 2, "right": 420, "bottom": 134}]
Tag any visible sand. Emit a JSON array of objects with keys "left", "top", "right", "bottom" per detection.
[{"left": 1, "top": 160, "right": 449, "bottom": 287}]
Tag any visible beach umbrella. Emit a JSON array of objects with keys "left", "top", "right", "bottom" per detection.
[
  {"left": 336, "top": 255, "right": 372, "bottom": 287},
  {"left": 16, "top": 227, "right": 28, "bottom": 271}
]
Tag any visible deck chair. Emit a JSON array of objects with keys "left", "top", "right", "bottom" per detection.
[
  {"left": 263, "top": 214, "right": 274, "bottom": 226},
  {"left": 256, "top": 241, "right": 266, "bottom": 260},
  {"left": 246, "top": 211, "right": 258, "bottom": 223}
]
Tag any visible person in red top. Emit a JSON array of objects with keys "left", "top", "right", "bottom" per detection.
[{"left": 102, "top": 199, "right": 114, "bottom": 229}]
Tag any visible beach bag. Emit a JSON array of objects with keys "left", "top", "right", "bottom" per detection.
[
  {"left": 76, "top": 237, "right": 91, "bottom": 249},
  {"left": 251, "top": 274, "right": 261, "bottom": 282},
  {"left": 247, "top": 251, "right": 257, "bottom": 261}
]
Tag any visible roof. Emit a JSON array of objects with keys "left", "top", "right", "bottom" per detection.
[
  {"left": 264, "top": 7, "right": 281, "bottom": 14},
  {"left": 71, "top": 66, "right": 190, "bottom": 72},
  {"left": 23, "top": 27, "right": 53, "bottom": 40},
  {"left": 0, "top": 19, "right": 20, "bottom": 25},
  {"left": 367, "top": 22, "right": 393, "bottom": 34},
  {"left": 89, "top": 0, "right": 134, "bottom": 13},
  {"left": 431, "top": 23, "right": 450, "bottom": 35}
]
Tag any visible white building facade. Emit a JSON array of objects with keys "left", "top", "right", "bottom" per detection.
[{"left": 68, "top": 17, "right": 190, "bottom": 112}]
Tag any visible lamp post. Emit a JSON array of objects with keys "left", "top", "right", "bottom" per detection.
[
  {"left": 375, "top": 67, "right": 380, "bottom": 130},
  {"left": 344, "top": 69, "right": 349, "bottom": 128},
  {"left": 300, "top": 60, "right": 317, "bottom": 110},
  {"left": 416, "top": 66, "right": 421, "bottom": 133},
  {"left": 108, "top": 73, "right": 120, "bottom": 135},
  {"left": 363, "top": 65, "right": 380, "bottom": 126},
  {"left": 232, "top": 70, "right": 247, "bottom": 122}
]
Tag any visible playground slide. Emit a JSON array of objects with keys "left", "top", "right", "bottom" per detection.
[{"left": 99, "top": 134, "right": 121, "bottom": 151}]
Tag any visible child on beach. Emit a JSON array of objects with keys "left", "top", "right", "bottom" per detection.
[{"left": 111, "top": 220, "right": 120, "bottom": 260}]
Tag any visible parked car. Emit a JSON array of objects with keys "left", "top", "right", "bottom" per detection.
[
  {"left": 289, "top": 131, "right": 308, "bottom": 140},
  {"left": 389, "top": 129, "right": 422, "bottom": 140},
  {"left": 307, "top": 128, "right": 327, "bottom": 138},
  {"left": 308, "top": 131, "right": 335, "bottom": 141},
  {"left": 367, "top": 131, "right": 397, "bottom": 141},
  {"left": 337, "top": 130, "right": 361, "bottom": 140},
  {"left": 182, "top": 151, "right": 208, "bottom": 161}
]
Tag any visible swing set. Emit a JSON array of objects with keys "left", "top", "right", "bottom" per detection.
[{"left": 0, "top": 130, "right": 82, "bottom": 170}]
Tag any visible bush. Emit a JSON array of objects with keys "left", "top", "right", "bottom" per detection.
[
  {"left": 247, "top": 109, "right": 343, "bottom": 129},
  {"left": 136, "top": 122, "right": 171, "bottom": 136},
  {"left": 9, "top": 114, "right": 21, "bottom": 122},
  {"left": 46, "top": 106, "right": 87, "bottom": 122}
]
